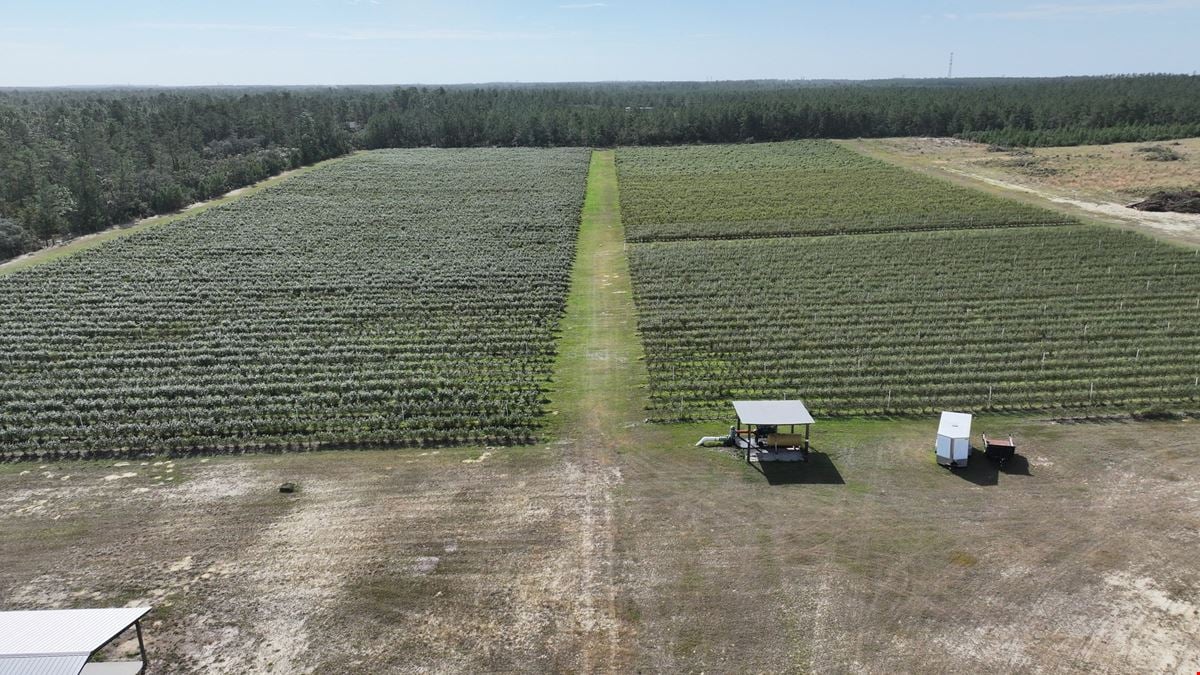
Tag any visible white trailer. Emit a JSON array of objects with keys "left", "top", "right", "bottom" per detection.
[{"left": 936, "top": 411, "right": 972, "bottom": 468}]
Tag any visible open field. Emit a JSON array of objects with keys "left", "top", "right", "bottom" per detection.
[
  {"left": 617, "top": 141, "right": 1071, "bottom": 242},
  {"left": 847, "top": 137, "right": 1200, "bottom": 246},
  {"left": 868, "top": 137, "right": 1200, "bottom": 201},
  {"left": 4, "top": 151, "right": 1199, "bottom": 673},
  {"left": 0, "top": 148, "right": 589, "bottom": 458},
  {"left": 3, "top": 147, "right": 1200, "bottom": 674},
  {"left": 621, "top": 142, "right": 1200, "bottom": 420},
  {"left": 3, "top": 418, "right": 1199, "bottom": 672}
]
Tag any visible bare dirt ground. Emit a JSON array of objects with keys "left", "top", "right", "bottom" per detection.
[
  {"left": 614, "top": 418, "right": 1200, "bottom": 673},
  {"left": 0, "top": 449, "right": 611, "bottom": 673},
  {"left": 846, "top": 137, "right": 1200, "bottom": 246},
  {"left": 3, "top": 150, "right": 1200, "bottom": 672},
  {"left": 5, "top": 420, "right": 1198, "bottom": 672}
]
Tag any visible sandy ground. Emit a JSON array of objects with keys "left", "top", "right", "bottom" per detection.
[
  {"left": 0, "top": 449, "right": 612, "bottom": 673},
  {"left": 943, "top": 165, "right": 1200, "bottom": 239},
  {"left": 3, "top": 419, "right": 1199, "bottom": 673},
  {"left": 851, "top": 137, "right": 1200, "bottom": 245}
]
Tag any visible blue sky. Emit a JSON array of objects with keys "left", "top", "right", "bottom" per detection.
[{"left": 2, "top": 0, "right": 1198, "bottom": 86}]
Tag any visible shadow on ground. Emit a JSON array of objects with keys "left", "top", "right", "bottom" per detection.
[
  {"left": 946, "top": 449, "right": 998, "bottom": 486},
  {"left": 1000, "top": 453, "right": 1031, "bottom": 476},
  {"left": 752, "top": 451, "right": 845, "bottom": 485},
  {"left": 946, "top": 449, "right": 1033, "bottom": 485}
]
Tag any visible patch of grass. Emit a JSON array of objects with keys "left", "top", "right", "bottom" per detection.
[
  {"left": 845, "top": 480, "right": 872, "bottom": 494},
  {"left": 949, "top": 551, "right": 979, "bottom": 567},
  {"left": 1136, "top": 144, "right": 1184, "bottom": 161}
]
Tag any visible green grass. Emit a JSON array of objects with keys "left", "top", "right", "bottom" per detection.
[{"left": 545, "top": 149, "right": 653, "bottom": 441}]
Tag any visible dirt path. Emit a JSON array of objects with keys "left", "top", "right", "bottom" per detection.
[{"left": 940, "top": 165, "right": 1200, "bottom": 240}]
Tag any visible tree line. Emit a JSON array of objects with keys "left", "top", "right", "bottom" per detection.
[{"left": 2, "top": 75, "right": 1199, "bottom": 261}]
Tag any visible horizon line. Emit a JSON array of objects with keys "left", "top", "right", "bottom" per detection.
[{"left": 2, "top": 72, "right": 1196, "bottom": 90}]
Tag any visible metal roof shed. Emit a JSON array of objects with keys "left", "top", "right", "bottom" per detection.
[
  {"left": 0, "top": 607, "right": 151, "bottom": 675},
  {"left": 732, "top": 400, "right": 814, "bottom": 462},
  {"left": 936, "top": 411, "right": 972, "bottom": 468},
  {"left": 732, "top": 400, "right": 815, "bottom": 426}
]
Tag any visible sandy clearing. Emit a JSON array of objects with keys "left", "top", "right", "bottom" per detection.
[{"left": 942, "top": 165, "right": 1200, "bottom": 238}]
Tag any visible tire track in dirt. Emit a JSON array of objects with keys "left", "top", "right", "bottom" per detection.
[{"left": 230, "top": 482, "right": 381, "bottom": 673}]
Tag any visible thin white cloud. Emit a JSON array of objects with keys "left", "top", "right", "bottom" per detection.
[
  {"left": 128, "top": 22, "right": 550, "bottom": 42},
  {"left": 559, "top": 2, "right": 608, "bottom": 8},
  {"left": 981, "top": 0, "right": 1200, "bottom": 19},
  {"left": 307, "top": 28, "right": 557, "bottom": 41},
  {"left": 132, "top": 22, "right": 294, "bottom": 33}
]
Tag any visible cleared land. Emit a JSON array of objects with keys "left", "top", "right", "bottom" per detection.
[
  {"left": 617, "top": 141, "right": 1071, "bottom": 242},
  {"left": 0, "top": 148, "right": 590, "bottom": 458},
  {"left": 4, "top": 417, "right": 1199, "bottom": 672},
  {"left": 848, "top": 137, "right": 1200, "bottom": 245},
  {"left": 867, "top": 137, "right": 1200, "bottom": 202},
  {"left": 621, "top": 141, "right": 1200, "bottom": 420}
]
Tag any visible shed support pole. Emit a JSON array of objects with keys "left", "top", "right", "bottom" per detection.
[
  {"left": 136, "top": 619, "right": 148, "bottom": 672},
  {"left": 805, "top": 424, "right": 810, "bottom": 452},
  {"left": 738, "top": 415, "right": 745, "bottom": 462}
]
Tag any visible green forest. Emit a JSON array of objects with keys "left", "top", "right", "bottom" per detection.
[{"left": 2, "top": 75, "right": 1199, "bottom": 261}]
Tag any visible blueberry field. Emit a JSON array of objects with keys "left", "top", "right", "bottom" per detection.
[
  {"left": 617, "top": 141, "right": 1073, "bottom": 242},
  {"left": 621, "top": 142, "right": 1200, "bottom": 420},
  {"left": 631, "top": 226, "right": 1200, "bottom": 419},
  {"left": 0, "top": 148, "right": 590, "bottom": 458}
]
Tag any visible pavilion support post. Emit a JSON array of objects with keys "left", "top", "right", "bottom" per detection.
[
  {"left": 136, "top": 619, "right": 148, "bottom": 672},
  {"left": 805, "top": 424, "right": 811, "bottom": 452}
]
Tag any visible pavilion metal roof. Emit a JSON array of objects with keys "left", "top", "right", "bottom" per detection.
[
  {"left": 732, "top": 400, "right": 815, "bottom": 425},
  {"left": 0, "top": 607, "right": 150, "bottom": 675}
]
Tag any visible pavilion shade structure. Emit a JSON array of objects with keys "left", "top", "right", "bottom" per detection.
[
  {"left": 732, "top": 400, "right": 815, "bottom": 426},
  {"left": 0, "top": 607, "right": 151, "bottom": 675},
  {"left": 732, "top": 400, "right": 814, "bottom": 461}
]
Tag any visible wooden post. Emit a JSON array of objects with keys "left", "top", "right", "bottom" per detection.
[{"left": 805, "top": 424, "right": 811, "bottom": 451}]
